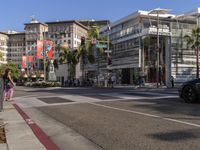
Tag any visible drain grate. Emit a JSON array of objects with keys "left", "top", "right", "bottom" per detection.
[{"left": 38, "top": 97, "right": 74, "bottom": 104}]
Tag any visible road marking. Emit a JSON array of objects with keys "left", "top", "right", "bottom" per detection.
[
  {"left": 14, "top": 95, "right": 37, "bottom": 98},
  {"left": 89, "top": 102, "right": 200, "bottom": 128}
]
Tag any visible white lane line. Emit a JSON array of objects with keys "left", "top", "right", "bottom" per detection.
[
  {"left": 14, "top": 95, "right": 37, "bottom": 99},
  {"left": 89, "top": 102, "right": 200, "bottom": 128}
]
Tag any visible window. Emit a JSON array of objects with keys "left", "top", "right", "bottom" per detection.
[
  {"left": 68, "top": 40, "right": 71, "bottom": 44},
  {"left": 68, "top": 33, "right": 71, "bottom": 37}
]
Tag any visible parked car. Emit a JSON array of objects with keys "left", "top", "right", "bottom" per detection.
[
  {"left": 178, "top": 78, "right": 200, "bottom": 103},
  {"left": 36, "top": 79, "right": 45, "bottom": 84}
]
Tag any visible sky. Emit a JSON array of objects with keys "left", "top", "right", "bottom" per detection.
[{"left": 0, "top": 0, "right": 199, "bottom": 32}]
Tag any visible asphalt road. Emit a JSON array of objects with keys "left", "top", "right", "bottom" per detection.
[{"left": 14, "top": 86, "right": 200, "bottom": 150}]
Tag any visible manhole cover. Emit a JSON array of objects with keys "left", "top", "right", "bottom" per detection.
[{"left": 38, "top": 97, "right": 74, "bottom": 104}]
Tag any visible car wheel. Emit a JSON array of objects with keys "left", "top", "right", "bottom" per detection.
[{"left": 182, "top": 86, "right": 197, "bottom": 103}]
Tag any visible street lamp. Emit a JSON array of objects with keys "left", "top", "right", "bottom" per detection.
[
  {"left": 148, "top": 8, "right": 171, "bottom": 88},
  {"left": 105, "top": 23, "right": 111, "bottom": 87}
]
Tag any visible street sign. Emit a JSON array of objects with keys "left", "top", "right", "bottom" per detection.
[
  {"left": 96, "top": 44, "right": 107, "bottom": 49},
  {"left": 104, "top": 50, "right": 112, "bottom": 53}
]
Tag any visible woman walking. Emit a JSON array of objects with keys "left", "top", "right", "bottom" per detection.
[{"left": 3, "top": 69, "right": 15, "bottom": 101}]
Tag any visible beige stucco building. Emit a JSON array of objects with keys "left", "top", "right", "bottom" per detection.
[{"left": 0, "top": 32, "right": 8, "bottom": 65}]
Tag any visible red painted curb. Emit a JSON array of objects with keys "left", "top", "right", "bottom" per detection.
[{"left": 13, "top": 104, "right": 60, "bottom": 150}]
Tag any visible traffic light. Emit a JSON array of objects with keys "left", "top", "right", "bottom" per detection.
[{"left": 81, "top": 36, "right": 85, "bottom": 45}]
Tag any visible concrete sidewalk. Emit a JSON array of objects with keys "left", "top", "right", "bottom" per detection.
[{"left": 0, "top": 101, "right": 45, "bottom": 150}]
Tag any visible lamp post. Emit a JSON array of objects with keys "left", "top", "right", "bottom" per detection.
[
  {"left": 148, "top": 8, "right": 171, "bottom": 88},
  {"left": 105, "top": 24, "right": 111, "bottom": 87},
  {"left": 43, "top": 31, "right": 46, "bottom": 82}
]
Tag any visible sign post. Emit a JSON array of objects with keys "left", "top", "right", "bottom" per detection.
[{"left": 0, "top": 78, "right": 4, "bottom": 111}]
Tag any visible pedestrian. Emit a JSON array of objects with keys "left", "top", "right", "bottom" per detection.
[
  {"left": 170, "top": 75, "right": 174, "bottom": 88},
  {"left": 3, "top": 69, "right": 15, "bottom": 101}
]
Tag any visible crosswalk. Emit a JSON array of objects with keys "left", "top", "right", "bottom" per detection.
[{"left": 13, "top": 90, "right": 179, "bottom": 108}]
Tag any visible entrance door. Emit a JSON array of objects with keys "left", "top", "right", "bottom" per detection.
[{"left": 121, "top": 68, "right": 130, "bottom": 84}]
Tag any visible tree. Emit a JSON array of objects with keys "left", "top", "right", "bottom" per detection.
[
  {"left": 0, "top": 52, "right": 3, "bottom": 59},
  {"left": 59, "top": 45, "right": 79, "bottom": 79},
  {"left": 185, "top": 27, "right": 200, "bottom": 78},
  {"left": 0, "top": 63, "right": 20, "bottom": 80},
  {"left": 77, "top": 25, "right": 107, "bottom": 83}
]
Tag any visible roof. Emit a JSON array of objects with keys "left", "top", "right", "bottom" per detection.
[
  {"left": 8, "top": 32, "right": 25, "bottom": 36},
  {"left": 46, "top": 20, "right": 88, "bottom": 30},
  {"left": 24, "top": 22, "right": 48, "bottom": 27},
  {"left": 79, "top": 20, "right": 110, "bottom": 26},
  {"left": 0, "top": 32, "right": 8, "bottom": 35},
  {"left": 183, "top": 8, "right": 200, "bottom": 17},
  {"left": 111, "top": 9, "right": 175, "bottom": 27}
]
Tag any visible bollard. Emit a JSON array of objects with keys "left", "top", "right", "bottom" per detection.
[{"left": 0, "top": 78, "right": 3, "bottom": 111}]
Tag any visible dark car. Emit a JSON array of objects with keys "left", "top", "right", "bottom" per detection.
[{"left": 178, "top": 78, "right": 200, "bottom": 103}]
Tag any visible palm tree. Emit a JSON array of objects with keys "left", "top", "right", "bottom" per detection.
[
  {"left": 59, "top": 45, "right": 79, "bottom": 79},
  {"left": 0, "top": 52, "right": 3, "bottom": 60},
  {"left": 185, "top": 27, "right": 200, "bottom": 78},
  {"left": 77, "top": 25, "right": 108, "bottom": 84}
]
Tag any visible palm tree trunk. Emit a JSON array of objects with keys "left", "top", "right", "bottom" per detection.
[
  {"left": 82, "top": 55, "right": 85, "bottom": 83},
  {"left": 197, "top": 47, "right": 199, "bottom": 78}
]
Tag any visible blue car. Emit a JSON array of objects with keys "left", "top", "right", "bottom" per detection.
[{"left": 178, "top": 78, "right": 200, "bottom": 103}]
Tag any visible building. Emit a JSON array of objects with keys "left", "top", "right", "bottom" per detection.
[
  {"left": 0, "top": 32, "right": 8, "bottom": 65},
  {"left": 46, "top": 20, "right": 89, "bottom": 84},
  {"left": 107, "top": 8, "right": 199, "bottom": 86},
  {"left": 24, "top": 19, "right": 48, "bottom": 70},
  {"left": 7, "top": 32, "right": 26, "bottom": 67}
]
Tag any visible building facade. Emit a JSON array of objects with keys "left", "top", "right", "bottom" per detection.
[
  {"left": 7, "top": 32, "right": 26, "bottom": 67},
  {"left": 46, "top": 20, "right": 88, "bottom": 84},
  {"left": 0, "top": 32, "right": 8, "bottom": 65},
  {"left": 107, "top": 8, "right": 199, "bottom": 86},
  {"left": 24, "top": 21, "right": 48, "bottom": 70}
]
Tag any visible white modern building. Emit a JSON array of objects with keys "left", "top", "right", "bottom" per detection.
[{"left": 107, "top": 8, "right": 200, "bottom": 86}]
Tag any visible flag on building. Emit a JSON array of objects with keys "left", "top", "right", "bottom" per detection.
[{"left": 22, "top": 55, "right": 27, "bottom": 68}]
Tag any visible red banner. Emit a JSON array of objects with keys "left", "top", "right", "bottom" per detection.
[
  {"left": 37, "top": 40, "right": 53, "bottom": 59},
  {"left": 28, "top": 55, "right": 34, "bottom": 62},
  {"left": 22, "top": 56, "right": 27, "bottom": 68},
  {"left": 37, "top": 40, "right": 43, "bottom": 59},
  {"left": 45, "top": 40, "right": 53, "bottom": 59}
]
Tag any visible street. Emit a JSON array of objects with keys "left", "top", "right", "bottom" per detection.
[{"left": 13, "top": 86, "right": 200, "bottom": 150}]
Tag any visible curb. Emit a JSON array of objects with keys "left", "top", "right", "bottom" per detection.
[{"left": 13, "top": 104, "right": 60, "bottom": 150}]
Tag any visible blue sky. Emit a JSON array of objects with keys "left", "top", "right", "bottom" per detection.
[{"left": 0, "top": 0, "right": 199, "bottom": 31}]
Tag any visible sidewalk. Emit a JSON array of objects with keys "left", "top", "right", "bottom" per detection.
[
  {"left": 0, "top": 101, "right": 46, "bottom": 150},
  {"left": 97, "top": 83, "right": 179, "bottom": 89}
]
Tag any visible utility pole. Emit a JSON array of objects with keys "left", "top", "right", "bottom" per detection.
[
  {"left": 105, "top": 24, "right": 111, "bottom": 87},
  {"left": 43, "top": 30, "right": 46, "bottom": 81},
  {"left": 156, "top": 12, "right": 160, "bottom": 88},
  {"left": 149, "top": 8, "right": 171, "bottom": 88}
]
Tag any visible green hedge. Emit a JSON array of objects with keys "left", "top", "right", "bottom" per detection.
[{"left": 30, "top": 82, "right": 61, "bottom": 88}]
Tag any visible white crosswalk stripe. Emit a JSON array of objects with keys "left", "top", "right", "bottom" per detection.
[{"left": 13, "top": 90, "right": 179, "bottom": 108}]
